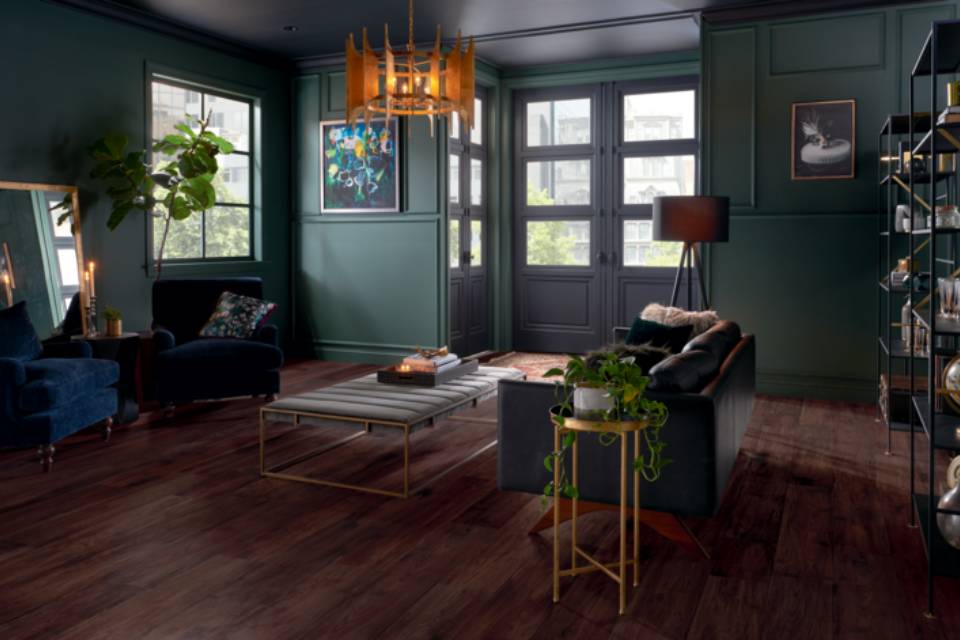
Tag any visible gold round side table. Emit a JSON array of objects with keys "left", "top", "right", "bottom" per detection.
[{"left": 550, "top": 406, "right": 650, "bottom": 616}]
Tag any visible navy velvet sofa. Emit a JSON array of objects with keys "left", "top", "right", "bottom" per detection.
[
  {"left": 0, "top": 302, "right": 118, "bottom": 471},
  {"left": 497, "top": 321, "right": 755, "bottom": 552},
  {"left": 152, "top": 278, "right": 283, "bottom": 409}
]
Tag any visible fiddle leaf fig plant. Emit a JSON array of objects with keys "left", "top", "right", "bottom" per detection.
[
  {"left": 542, "top": 353, "right": 670, "bottom": 506},
  {"left": 88, "top": 112, "right": 233, "bottom": 278}
]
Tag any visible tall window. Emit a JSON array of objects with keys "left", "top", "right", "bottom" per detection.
[
  {"left": 149, "top": 77, "right": 255, "bottom": 261},
  {"left": 619, "top": 84, "right": 698, "bottom": 267}
]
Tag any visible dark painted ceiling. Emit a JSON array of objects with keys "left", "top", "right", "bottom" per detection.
[{"left": 64, "top": 0, "right": 937, "bottom": 68}]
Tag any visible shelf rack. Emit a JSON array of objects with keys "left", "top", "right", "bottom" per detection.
[{"left": 905, "top": 18, "right": 960, "bottom": 617}]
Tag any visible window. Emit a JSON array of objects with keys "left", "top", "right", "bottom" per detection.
[
  {"left": 449, "top": 219, "right": 460, "bottom": 268},
  {"left": 527, "top": 160, "right": 591, "bottom": 206},
  {"left": 526, "top": 98, "right": 591, "bottom": 146},
  {"left": 621, "top": 219, "right": 683, "bottom": 267},
  {"left": 525, "top": 220, "right": 591, "bottom": 266},
  {"left": 471, "top": 97, "right": 483, "bottom": 145},
  {"left": 149, "top": 77, "right": 255, "bottom": 261},
  {"left": 449, "top": 154, "right": 461, "bottom": 204},
  {"left": 623, "top": 90, "right": 695, "bottom": 142},
  {"left": 622, "top": 155, "right": 696, "bottom": 204}
]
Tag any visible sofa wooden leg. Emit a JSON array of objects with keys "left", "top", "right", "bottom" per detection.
[
  {"left": 102, "top": 417, "right": 113, "bottom": 442},
  {"left": 530, "top": 498, "right": 710, "bottom": 560},
  {"left": 37, "top": 444, "right": 55, "bottom": 472}
]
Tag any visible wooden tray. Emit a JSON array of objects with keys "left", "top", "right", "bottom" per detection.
[{"left": 377, "top": 359, "right": 479, "bottom": 387}]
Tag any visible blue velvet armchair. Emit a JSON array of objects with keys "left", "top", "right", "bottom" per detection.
[
  {"left": 151, "top": 278, "right": 283, "bottom": 411},
  {"left": 0, "top": 302, "right": 118, "bottom": 471}
]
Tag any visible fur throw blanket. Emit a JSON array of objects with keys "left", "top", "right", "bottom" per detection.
[{"left": 641, "top": 303, "right": 719, "bottom": 337}]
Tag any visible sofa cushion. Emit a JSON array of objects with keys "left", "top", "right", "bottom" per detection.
[
  {"left": 19, "top": 358, "right": 119, "bottom": 413},
  {"left": 625, "top": 318, "right": 692, "bottom": 353},
  {"left": 682, "top": 320, "right": 743, "bottom": 362},
  {"left": 199, "top": 291, "right": 277, "bottom": 339},
  {"left": 0, "top": 302, "right": 42, "bottom": 361},
  {"left": 157, "top": 338, "right": 283, "bottom": 372},
  {"left": 585, "top": 343, "right": 671, "bottom": 375},
  {"left": 641, "top": 303, "right": 719, "bottom": 337},
  {"left": 648, "top": 350, "right": 720, "bottom": 393}
]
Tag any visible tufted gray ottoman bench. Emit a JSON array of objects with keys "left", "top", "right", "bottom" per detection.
[{"left": 259, "top": 366, "right": 524, "bottom": 498}]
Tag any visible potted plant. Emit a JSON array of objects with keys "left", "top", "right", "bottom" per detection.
[
  {"left": 103, "top": 306, "right": 123, "bottom": 337},
  {"left": 88, "top": 112, "right": 233, "bottom": 279},
  {"left": 542, "top": 353, "right": 670, "bottom": 502}
]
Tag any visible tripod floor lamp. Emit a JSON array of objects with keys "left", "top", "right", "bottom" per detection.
[{"left": 652, "top": 196, "right": 730, "bottom": 310}]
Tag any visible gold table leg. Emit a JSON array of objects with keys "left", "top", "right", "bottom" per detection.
[
  {"left": 553, "top": 426, "right": 561, "bottom": 604},
  {"left": 572, "top": 433, "right": 578, "bottom": 574},
  {"left": 634, "top": 430, "right": 640, "bottom": 587},
  {"left": 619, "top": 432, "right": 627, "bottom": 615}
]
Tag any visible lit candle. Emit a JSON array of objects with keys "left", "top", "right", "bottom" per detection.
[
  {"left": 88, "top": 261, "right": 96, "bottom": 298},
  {"left": 82, "top": 271, "right": 90, "bottom": 309}
]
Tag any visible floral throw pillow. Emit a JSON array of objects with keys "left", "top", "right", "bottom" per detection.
[{"left": 199, "top": 291, "right": 277, "bottom": 339}]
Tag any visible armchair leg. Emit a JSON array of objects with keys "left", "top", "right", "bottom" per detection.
[
  {"left": 266, "top": 394, "right": 278, "bottom": 403},
  {"left": 163, "top": 403, "right": 175, "bottom": 419},
  {"left": 37, "top": 445, "right": 55, "bottom": 472},
  {"left": 102, "top": 417, "right": 113, "bottom": 442}
]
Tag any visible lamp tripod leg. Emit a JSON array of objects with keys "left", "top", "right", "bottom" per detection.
[
  {"left": 670, "top": 243, "right": 689, "bottom": 308},
  {"left": 692, "top": 243, "right": 710, "bottom": 310}
]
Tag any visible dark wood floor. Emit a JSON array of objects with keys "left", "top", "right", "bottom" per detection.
[{"left": 1, "top": 360, "right": 959, "bottom": 639}]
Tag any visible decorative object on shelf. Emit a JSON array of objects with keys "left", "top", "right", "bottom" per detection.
[
  {"left": 88, "top": 112, "right": 233, "bottom": 279},
  {"left": 936, "top": 204, "right": 960, "bottom": 229},
  {"left": 103, "top": 306, "right": 122, "bottom": 338},
  {"left": 942, "top": 354, "right": 960, "bottom": 413},
  {"left": 895, "top": 204, "right": 911, "bottom": 232},
  {"left": 949, "top": 81, "right": 960, "bottom": 107},
  {"left": 899, "top": 142, "right": 927, "bottom": 174},
  {"left": 937, "top": 484, "right": 960, "bottom": 550},
  {"left": 320, "top": 119, "right": 399, "bottom": 213},
  {"left": 947, "top": 455, "right": 960, "bottom": 491},
  {"left": 651, "top": 196, "right": 729, "bottom": 310},
  {"left": 791, "top": 99, "right": 855, "bottom": 180},
  {"left": 343, "top": 0, "right": 475, "bottom": 133},
  {"left": 902, "top": 300, "right": 913, "bottom": 343},
  {"left": 937, "top": 153, "right": 957, "bottom": 173}
]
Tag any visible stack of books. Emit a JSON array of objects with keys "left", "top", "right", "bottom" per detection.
[
  {"left": 401, "top": 352, "right": 461, "bottom": 373},
  {"left": 938, "top": 106, "right": 960, "bottom": 125}
]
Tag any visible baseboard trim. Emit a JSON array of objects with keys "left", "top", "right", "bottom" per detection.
[
  {"left": 757, "top": 370, "right": 874, "bottom": 403},
  {"left": 309, "top": 339, "right": 423, "bottom": 365}
]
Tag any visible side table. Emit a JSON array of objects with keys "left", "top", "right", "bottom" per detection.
[
  {"left": 550, "top": 407, "right": 649, "bottom": 616},
  {"left": 73, "top": 333, "right": 142, "bottom": 424}
]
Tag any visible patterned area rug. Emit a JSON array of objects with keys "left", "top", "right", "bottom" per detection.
[{"left": 487, "top": 352, "right": 569, "bottom": 381}]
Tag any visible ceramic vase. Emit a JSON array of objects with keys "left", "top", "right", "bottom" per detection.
[{"left": 937, "top": 485, "right": 960, "bottom": 550}]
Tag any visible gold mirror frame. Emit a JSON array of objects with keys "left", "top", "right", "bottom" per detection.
[{"left": 0, "top": 180, "right": 86, "bottom": 336}]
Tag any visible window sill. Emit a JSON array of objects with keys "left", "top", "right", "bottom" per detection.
[{"left": 145, "top": 259, "right": 267, "bottom": 279}]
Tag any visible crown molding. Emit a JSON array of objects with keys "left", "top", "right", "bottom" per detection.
[
  {"left": 702, "top": 0, "right": 938, "bottom": 24},
  {"left": 49, "top": 0, "right": 291, "bottom": 70}
]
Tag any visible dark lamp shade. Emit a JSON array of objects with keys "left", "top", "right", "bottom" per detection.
[{"left": 652, "top": 196, "right": 730, "bottom": 243}]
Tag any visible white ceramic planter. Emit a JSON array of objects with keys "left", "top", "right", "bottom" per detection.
[{"left": 573, "top": 385, "right": 614, "bottom": 419}]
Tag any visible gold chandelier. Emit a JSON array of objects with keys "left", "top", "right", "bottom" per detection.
[{"left": 344, "top": 0, "right": 475, "bottom": 134}]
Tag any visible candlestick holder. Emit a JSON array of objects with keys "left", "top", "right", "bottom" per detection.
[{"left": 86, "top": 295, "right": 99, "bottom": 337}]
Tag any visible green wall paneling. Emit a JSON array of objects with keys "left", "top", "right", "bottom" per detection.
[
  {"left": 702, "top": 1, "right": 960, "bottom": 401},
  {"left": 0, "top": 2, "right": 292, "bottom": 338}
]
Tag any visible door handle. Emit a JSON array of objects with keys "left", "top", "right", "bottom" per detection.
[
  {"left": 596, "top": 251, "right": 607, "bottom": 264},
  {"left": 463, "top": 251, "right": 472, "bottom": 264}
]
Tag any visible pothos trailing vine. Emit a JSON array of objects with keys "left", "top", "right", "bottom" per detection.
[{"left": 541, "top": 353, "right": 671, "bottom": 506}]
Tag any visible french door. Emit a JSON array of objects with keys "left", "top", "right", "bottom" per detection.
[
  {"left": 513, "top": 78, "right": 700, "bottom": 353},
  {"left": 449, "top": 88, "right": 489, "bottom": 356}
]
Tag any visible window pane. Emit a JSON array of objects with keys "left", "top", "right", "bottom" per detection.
[
  {"left": 449, "top": 154, "right": 460, "bottom": 204},
  {"left": 527, "top": 160, "right": 590, "bottom": 206},
  {"left": 206, "top": 94, "right": 250, "bottom": 152},
  {"left": 212, "top": 153, "right": 250, "bottom": 204},
  {"left": 471, "top": 97, "right": 483, "bottom": 145},
  {"left": 154, "top": 207, "right": 202, "bottom": 259},
  {"left": 622, "top": 155, "right": 695, "bottom": 205},
  {"left": 526, "top": 220, "right": 590, "bottom": 266},
  {"left": 623, "top": 90, "right": 695, "bottom": 142},
  {"left": 470, "top": 219, "right": 482, "bottom": 267},
  {"left": 204, "top": 206, "right": 250, "bottom": 258},
  {"left": 56, "top": 248, "right": 78, "bottom": 286},
  {"left": 470, "top": 159, "right": 483, "bottom": 206},
  {"left": 152, "top": 81, "right": 201, "bottom": 139},
  {"left": 622, "top": 219, "right": 683, "bottom": 267},
  {"left": 449, "top": 219, "right": 460, "bottom": 269},
  {"left": 526, "top": 98, "right": 591, "bottom": 146},
  {"left": 49, "top": 206, "right": 72, "bottom": 238},
  {"left": 449, "top": 111, "right": 460, "bottom": 140}
]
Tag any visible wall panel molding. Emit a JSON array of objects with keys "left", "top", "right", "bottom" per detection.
[{"left": 768, "top": 13, "right": 886, "bottom": 76}]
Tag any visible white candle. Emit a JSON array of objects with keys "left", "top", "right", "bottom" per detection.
[{"left": 88, "top": 261, "right": 96, "bottom": 297}]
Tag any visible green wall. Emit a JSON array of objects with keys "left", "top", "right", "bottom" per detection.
[
  {"left": 0, "top": 1, "right": 291, "bottom": 336},
  {"left": 702, "top": 1, "right": 958, "bottom": 401},
  {"left": 291, "top": 65, "right": 501, "bottom": 363}
]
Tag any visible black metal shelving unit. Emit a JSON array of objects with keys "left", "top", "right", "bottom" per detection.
[
  {"left": 877, "top": 114, "right": 931, "bottom": 448},
  {"left": 906, "top": 19, "right": 960, "bottom": 617}
]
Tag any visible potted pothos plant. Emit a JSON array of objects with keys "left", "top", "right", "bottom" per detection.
[
  {"left": 542, "top": 353, "right": 670, "bottom": 504},
  {"left": 88, "top": 112, "right": 233, "bottom": 278}
]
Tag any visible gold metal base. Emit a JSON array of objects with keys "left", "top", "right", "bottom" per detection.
[{"left": 259, "top": 406, "right": 496, "bottom": 499}]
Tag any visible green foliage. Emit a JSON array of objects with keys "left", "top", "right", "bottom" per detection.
[
  {"left": 541, "top": 353, "right": 671, "bottom": 507},
  {"left": 102, "top": 306, "right": 122, "bottom": 321},
  {"left": 525, "top": 186, "right": 581, "bottom": 266},
  {"left": 49, "top": 193, "right": 75, "bottom": 234},
  {"left": 89, "top": 112, "right": 233, "bottom": 278}
]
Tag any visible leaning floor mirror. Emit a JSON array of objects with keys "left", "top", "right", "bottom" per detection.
[{"left": 0, "top": 181, "right": 87, "bottom": 338}]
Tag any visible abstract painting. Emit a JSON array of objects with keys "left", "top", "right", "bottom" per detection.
[{"left": 321, "top": 119, "right": 399, "bottom": 213}]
